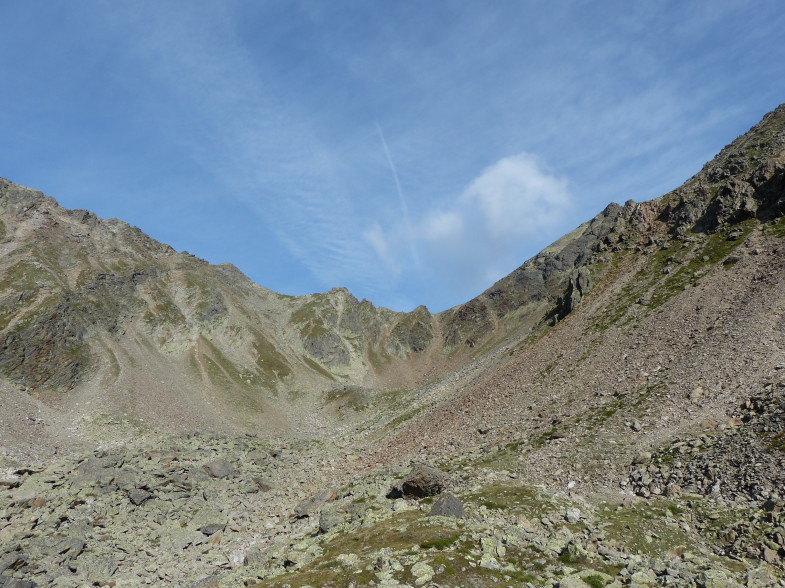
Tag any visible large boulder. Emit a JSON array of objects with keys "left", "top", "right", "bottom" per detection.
[
  {"left": 428, "top": 493, "right": 464, "bottom": 518},
  {"left": 387, "top": 462, "right": 451, "bottom": 499}
]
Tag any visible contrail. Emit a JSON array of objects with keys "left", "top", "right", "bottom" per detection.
[{"left": 376, "top": 122, "right": 421, "bottom": 269}]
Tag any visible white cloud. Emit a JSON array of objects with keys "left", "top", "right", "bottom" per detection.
[
  {"left": 422, "top": 209, "right": 464, "bottom": 243},
  {"left": 461, "top": 153, "right": 571, "bottom": 239},
  {"left": 363, "top": 222, "right": 400, "bottom": 277},
  {"left": 359, "top": 151, "right": 576, "bottom": 308}
]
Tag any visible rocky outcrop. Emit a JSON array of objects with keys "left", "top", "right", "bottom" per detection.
[
  {"left": 554, "top": 267, "right": 591, "bottom": 321},
  {"left": 386, "top": 305, "right": 434, "bottom": 357},
  {"left": 387, "top": 462, "right": 452, "bottom": 499},
  {"left": 626, "top": 386, "right": 785, "bottom": 503},
  {"left": 0, "top": 299, "right": 89, "bottom": 391},
  {"left": 660, "top": 104, "right": 785, "bottom": 233},
  {"left": 441, "top": 106, "right": 785, "bottom": 351}
]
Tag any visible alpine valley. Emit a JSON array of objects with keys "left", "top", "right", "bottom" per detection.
[{"left": 1, "top": 105, "right": 785, "bottom": 587}]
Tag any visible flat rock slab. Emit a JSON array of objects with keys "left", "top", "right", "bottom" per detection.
[
  {"left": 203, "top": 459, "right": 235, "bottom": 479},
  {"left": 128, "top": 488, "right": 153, "bottom": 506},
  {"left": 198, "top": 523, "right": 226, "bottom": 537},
  {"left": 72, "top": 457, "right": 121, "bottom": 487},
  {"left": 293, "top": 489, "right": 338, "bottom": 518},
  {"left": 0, "top": 577, "right": 37, "bottom": 588}
]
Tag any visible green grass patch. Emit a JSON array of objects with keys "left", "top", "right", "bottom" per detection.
[
  {"left": 766, "top": 431, "right": 785, "bottom": 452},
  {"left": 480, "top": 500, "right": 507, "bottom": 510},
  {"left": 591, "top": 219, "right": 757, "bottom": 332},
  {"left": 765, "top": 215, "right": 785, "bottom": 238},
  {"left": 420, "top": 534, "right": 460, "bottom": 550},
  {"left": 589, "top": 245, "right": 678, "bottom": 331},
  {"left": 531, "top": 427, "right": 558, "bottom": 449},
  {"left": 374, "top": 404, "right": 426, "bottom": 438},
  {"left": 463, "top": 483, "right": 575, "bottom": 523},
  {"left": 324, "top": 387, "right": 371, "bottom": 412},
  {"left": 147, "top": 295, "right": 186, "bottom": 326},
  {"left": 366, "top": 345, "right": 389, "bottom": 370},
  {"left": 649, "top": 219, "right": 757, "bottom": 309},
  {"left": 584, "top": 575, "right": 607, "bottom": 588},
  {"left": 290, "top": 299, "right": 337, "bottom": 340},
  {"left": 0, "top": 258, "right": 54, "bottom": 292},
  {"left": 303, "top": 356, "right": 334, "bottom": 380},
  {"left": 251, "top": 332, "right": 292, "bottom": 384},
  {"left": 599, "top": 497, "right": 695, "bottom": 557}
]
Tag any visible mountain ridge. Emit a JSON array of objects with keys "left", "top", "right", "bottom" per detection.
[
  {"left": 1, "top": 104, "right": 785, "bottom": 586},
  {"left": 1, "top": 104, "right": 784, "bottom": 440}
]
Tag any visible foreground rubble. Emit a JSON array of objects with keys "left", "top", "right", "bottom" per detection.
[{"left": 1, "top": 432, "right": 784, "bottom": 587}]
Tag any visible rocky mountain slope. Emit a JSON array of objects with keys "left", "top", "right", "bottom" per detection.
[
  {"left": 0, "top": 104, "right": 784, "bottom": 587},
  {"left": 0, "top": 167, "right": 614, "bottom": 447}
]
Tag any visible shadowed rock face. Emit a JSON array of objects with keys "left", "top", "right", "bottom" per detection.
[{"left": 0, "top": 299, "right": 88, "bottom": 390}]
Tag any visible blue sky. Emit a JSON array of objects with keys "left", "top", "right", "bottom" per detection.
[{"left": 2, "top": 1, "right": 784, "bottom": 312}]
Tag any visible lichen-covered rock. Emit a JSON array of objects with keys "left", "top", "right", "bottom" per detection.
[
  {"left": 127, "top": 488, "right": 153, "bottom": 506},
  {"left": 293, "top": 489, "right": 338, "bottom": 519},
  {"left": 318, "top": 507, "right": 349, "bottom": 534},
  {"left": 203, "top": 459, "right": 235, "bottom": 479}
]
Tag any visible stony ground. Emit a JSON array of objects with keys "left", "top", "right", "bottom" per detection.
[{"left": 2, "top": 427, "right": 785, "bottom": 587}]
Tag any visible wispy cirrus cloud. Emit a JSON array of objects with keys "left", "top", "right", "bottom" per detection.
[
  {"left": 6, "top": 1, "right": 784, "bottom": 312},
  {"left": 90, "top": 1, "right": 393, "bottom": 293},
  {"left": 365, "top": 152, "right": 574, "bottom": 305}
]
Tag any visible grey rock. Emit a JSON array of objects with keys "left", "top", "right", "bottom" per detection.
[
  {"left": 202, "top": 459, "right": 235, "bottom": 479},
  {"left": 565, "top": 508, "right": 581, "bottom": 524},
  {"left": 80, "top": 553, "right": 118, "bottom": 584},
  {"left": 189, "top": 575, "right": 222, "bottom": 588},
  {"left": 56, "top": 537, "right": 85, "bottom": 560},
  {"left": 560, "top": 266, "right": 591, "bottom": 318},
  {"left": 319, "top": 508, "right": 348, "bottom": 533},
  {"left": 247, "top": 451, "right": 269, "bottom": 467},
  {"left": 293, "top": 489, "right": 337, "bottom": 518},
  {"left": 664, "top": 482, "right": 681, "bottom": 497},
  {"left": 762, "top": 546, "right": 779, "bottom": 564},
  {"left": 0, "top": 577, "right": 36, "bottom": 588},
  {"left": 72, "top": 457, "right": 118, "bottom": 487},
  {"left": 128, "top": 488, "right": 153, "bottom": 506},
  {"left": 388, "top": 462, "right": 451, "bottom": 499},
  {"left": 411, "top": 560, "right": 435, "bottom": 584},
  {"left": 560, "top": 540, "right": 589, "bottom": 563},
  {"left": 428, "top": 493, "right": 464, "bottom": 518},
  {"left": 198, "top": 523, "right": 225, "bottom": 536},
  {"left": 252, "top": 477, "right": 274, "bottom": 492},
  {"left": 0, "top": 554, "right": 25, "bottom": 574},
  {"left": 689, "top": 387, "right": 705, "bottom": 401}
]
